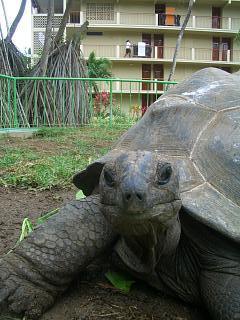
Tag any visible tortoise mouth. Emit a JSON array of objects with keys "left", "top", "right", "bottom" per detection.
[
  {"left": 101, "top": 199, "right": 182, "bottom": 223},
  {"left": 101, "top": 199, "right": 182, "bottom": 235}
]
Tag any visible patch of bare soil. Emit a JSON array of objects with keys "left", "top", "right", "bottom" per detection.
[
  {"left": 0, "top": 188, "right": 209, "bottom": 320},
  {"left": 0, "top": 187, "right": 74, "bottom": 255}
]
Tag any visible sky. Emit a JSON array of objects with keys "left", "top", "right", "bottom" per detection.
[{"left": 0, "top": 0, "right": 32, "bottom": 53}]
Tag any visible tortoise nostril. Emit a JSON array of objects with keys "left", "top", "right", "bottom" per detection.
[
  {"left": 124, "top": 192, "right": 144, "bottom": 202},
  {"left": 136, "top": 193, "right": 143, "bottom": 201},
  {"left": 125, "top": 193, "right": 131, "bottom": 201}
]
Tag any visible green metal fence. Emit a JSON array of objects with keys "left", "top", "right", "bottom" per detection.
[{"left": 0, "top": 74, "right": 177, "bottom": 128}]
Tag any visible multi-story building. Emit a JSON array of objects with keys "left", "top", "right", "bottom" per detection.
[{"left": 32, "top": 0, "right": 240, "bottom": 111}]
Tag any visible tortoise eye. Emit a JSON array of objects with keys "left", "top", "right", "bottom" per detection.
[
  {"left": 157, "top": 163, "right": 172, "bottom": 185},
  {"left": 104, "top": 169, "right": 115, "bottom": 187}
]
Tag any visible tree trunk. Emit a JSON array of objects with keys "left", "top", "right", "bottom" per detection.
[
  {"left": 167, "top": 0, "right": 194, "bottom": 87},
  {"left": 37, "top": 0, "right": 54, "bottom": 76},
  {"left": 54, "top": 0, "right": 74, "bottom": 45},
  {"left": 5, "top": 0, "right": 27, "bottom": 42},
  {"left": 0, "top": 0, "right": 9, "bottom": 32}
]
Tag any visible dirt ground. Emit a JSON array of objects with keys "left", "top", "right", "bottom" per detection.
[{"left": 0, "top": 187, "right": 210, "bottom": 320}]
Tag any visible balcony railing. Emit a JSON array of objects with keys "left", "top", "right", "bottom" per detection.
[
  {"left": 65, "top": 11, "right": 240, "bottom": 31},
  {"left": 81, "top": 44, "right": 240, "bottom": 63},
  {"left": 83, "top": 11, "right": 117, "bottom": 25},
  {"left": 33, "top": 11, "right": 240, "bottom": 31}
]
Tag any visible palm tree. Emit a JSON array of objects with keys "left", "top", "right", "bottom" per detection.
[
  {"left": 87, "top": 51, "right": 112, "bottom": 78},
  {"left": 167, "top": 0, "right": 194, "bottom": 86}
]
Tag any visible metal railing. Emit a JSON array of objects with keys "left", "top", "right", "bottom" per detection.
[
  {"left": 0, "top": 75, "right": 177, "bottom": 129},
  {"left": 63, "top": 11, "right": 240, "bottom": 31},
  {"left": 32, "top": 12, "right": 240, "bottom": 31},
  {"left": 81, "top": 44, "right": 239, "bottom": 63}
]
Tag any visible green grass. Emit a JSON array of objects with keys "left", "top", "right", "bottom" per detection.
[
  {"left": 0, "top": 124, "right": 132, "bottom": 189},
  {"left": 0, "top": 148, "right": 38, "bottom": 168}
]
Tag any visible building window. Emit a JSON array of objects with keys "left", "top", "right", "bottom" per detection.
[
  {"left": 86, "top": 3, "right": 114, "bottom": 21},
  {"left": 32, "top": 1, "right": 63, "bottom": 14},
  {"left": 212, "top": 7, "right": 222, "bottom": 29},
  {"left": 33, "top": 31, "right": 57, "bottom": 55},
  {"left": 33, "top": 31, "right": 45, "bottom": 54},
  {"left": 69, "top": 12, "right": 80, "bottom": 24},
  {"left": 212, "top": 37, "right": 232, "bottom": 62}
]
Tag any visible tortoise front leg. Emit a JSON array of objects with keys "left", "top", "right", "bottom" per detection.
[
  {"left": 201, "top": 270, "right": 240, "bottom": 320},
  {"left": 0, "top": 195, "right": 116, "bottom": 319}
]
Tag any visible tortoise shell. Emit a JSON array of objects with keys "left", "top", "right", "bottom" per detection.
[{"left": 73, "top": 68, "right": 240, "bottom": 243}]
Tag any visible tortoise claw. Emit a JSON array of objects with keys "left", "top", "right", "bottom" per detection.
[{"left": 0, "top": 257, "right": 54, "bottom": 319}]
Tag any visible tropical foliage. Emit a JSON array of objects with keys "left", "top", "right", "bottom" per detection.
[{"left": 87, "top": 51, "right": 112, "bottom": 78}]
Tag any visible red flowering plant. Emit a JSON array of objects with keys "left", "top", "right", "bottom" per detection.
[{"left": 94, "top": 91, "right": 110, "bottom": 116}]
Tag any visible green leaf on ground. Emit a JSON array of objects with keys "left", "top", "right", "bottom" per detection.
[
  {"left": 105, "top": 270, "right": 135, "bottom": 293},
  {"left": 76, "top": 190, "right": 86, "bottom": 200},
  {"left": 19, "top": 218, "right": 34, "bottom": 241},
  {"left": 19, "top": 209, "right": 59, "bottom": 243}
]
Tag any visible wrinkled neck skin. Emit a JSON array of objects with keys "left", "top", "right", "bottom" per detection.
[
  {"left": 122, "top": 215, "right": 181, "bottom": 274},
  {"left": 101, "top": 202, "right": 181, "bottom": 274}
]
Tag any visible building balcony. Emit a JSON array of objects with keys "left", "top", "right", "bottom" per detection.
[
  {"left": 32, "top": 12, "right": 240, "bottom": 32},
  {"left": 81, "top": 44, "right": 240, "bottom": 65},
  {"left": 65, "top": 11, "right": 240, "bottom": 32},
  {"left": 91, "top": 79, "right": 167, "bottom": 94}
]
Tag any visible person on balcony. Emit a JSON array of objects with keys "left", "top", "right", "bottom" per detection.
[
  {"left": 175, "top": 15, "right": 181, "bottom": 26},
  {"left": 124, "top": 40, "right": 132, "bottom": 58}
]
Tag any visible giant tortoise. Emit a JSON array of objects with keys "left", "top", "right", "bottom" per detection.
[{"left": 0, "top": 67, "right": 239, "bottom": 320}]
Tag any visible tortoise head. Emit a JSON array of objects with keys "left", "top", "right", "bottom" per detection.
[{"left": 99, "top": 150, "right": 182, "bottom": 235}]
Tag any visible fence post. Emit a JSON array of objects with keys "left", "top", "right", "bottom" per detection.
[
  {"left": 89, "top": 80, "right": 93, "bottom": 119},
  {"left": 109, "top": 80, "right": 113, "bottom": 127},
  {"left": 7, "top": 78, "right": 11, "bottom": 127},
  {"left": 13, "top": 77, "right": 18, "bottom": 128}
]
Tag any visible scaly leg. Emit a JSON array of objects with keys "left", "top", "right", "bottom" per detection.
[
  {"left": 0, "top": 195, "right": 116, "bottom": 319},
  {"left": 201, "top": 270, "right": 240, "bottom": 320}
]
